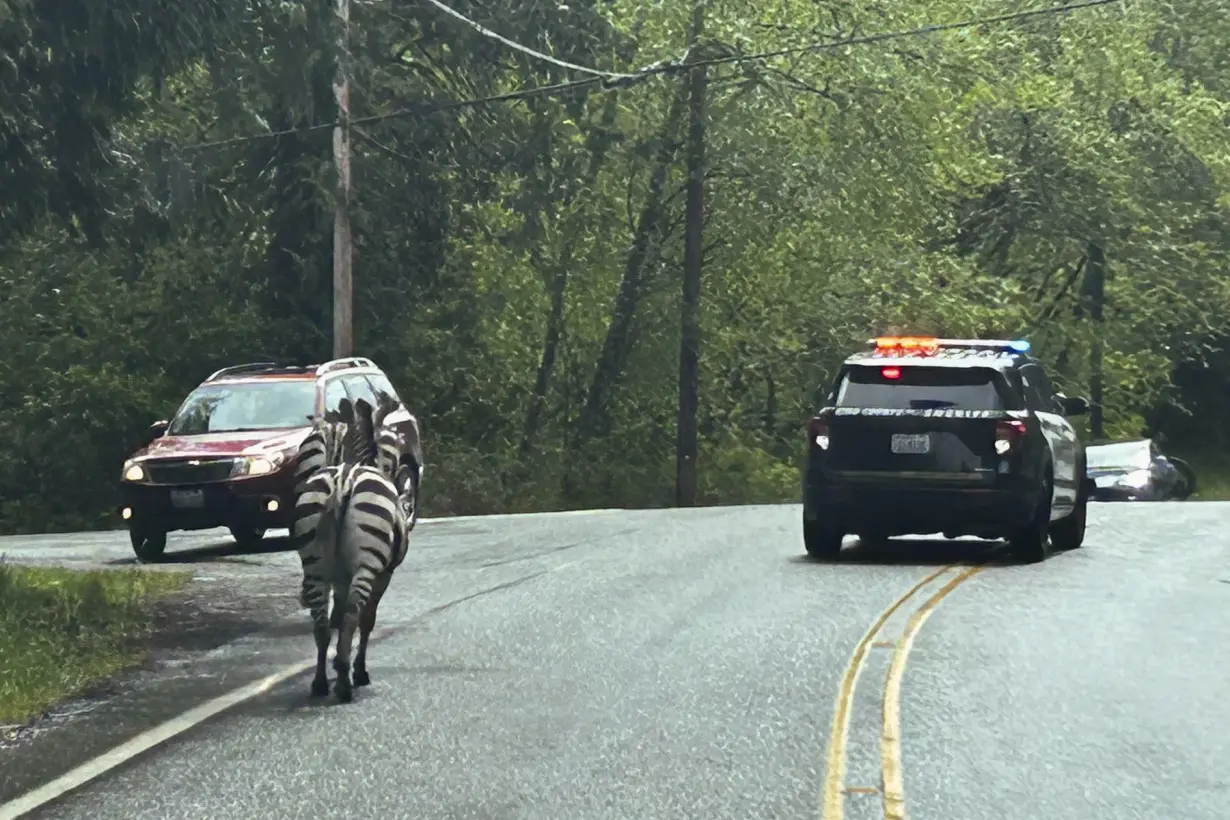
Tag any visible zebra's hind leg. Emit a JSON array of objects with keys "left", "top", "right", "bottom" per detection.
[
  {"left": 333, "top": 597, "right": 364, "bottom": 703},
  {"left": 329, "top": 582, "right": 347, "bottom": 630},
  {"left": 310, "top": 616, "right": 331, "bottom": 698},
  {"left": 302, "top": 579, "right": 332, "bottom": 698},
  {"left": 353, "top": 570, "right": 393, "bottom": 687}
]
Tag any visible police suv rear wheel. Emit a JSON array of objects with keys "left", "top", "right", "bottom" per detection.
[
  {"left": 803, "top": 515, "right": 844, "bottom": 560},
  {"left": 1050, "top": 497, "right": 1086, "bottom": 551},
  {"left": 1010, "top": 474, "right": 1053, "bottom": 564}
]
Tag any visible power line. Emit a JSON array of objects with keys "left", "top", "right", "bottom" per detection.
[
  {"left": 668, "top": 0, "right": 1124, "bottom": 74},
  {"left": 417, "top": 0, "right": 633, "bottom": 79},
  {"left": 176, "top": 0, "right": 1122, "bottom": 153}
]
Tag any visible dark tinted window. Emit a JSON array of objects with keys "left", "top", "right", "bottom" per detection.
[
  {"left": 168, "top": 380, "right": 317, "bottom": 435},
  {"left": 1019, "top": 363, "right": 1059, "bottom": 412},
  {"left": 1017, "top": 366, "right": 1046, "bottom": 411},
  {"left": 835, "top": 366, "right": 1016, "bottom": 410},
  {"left": 1030, "top": 364, "right": 1057, "bottom": 401}
]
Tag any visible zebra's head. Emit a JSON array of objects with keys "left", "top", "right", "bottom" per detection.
[
  {"left": 293, "top": 409, "right": 348, "bottom": 494},
  {"left": 336, "top": 397, "right": 379, "bottom": 468}
]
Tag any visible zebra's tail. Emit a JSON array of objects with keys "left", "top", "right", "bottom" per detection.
[{"left": 337, "top": 469, "right": 401, "bottom": 621}]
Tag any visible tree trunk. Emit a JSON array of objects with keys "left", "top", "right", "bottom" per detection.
[
  {"left": 575, "top": 85, "right": 687, "bottom": 446},
  {"left": 1084, "top": 241, "right": 1105, "bottom": 438},
  {"left": 521, "top": 93, "right": 623, "bottom": 456}
]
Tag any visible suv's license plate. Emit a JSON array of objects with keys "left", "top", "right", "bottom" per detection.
[
  {"left": 170, "top": 489, "right": 205, "bottom": 508},
  {"left": 891, "top": 434, "right": 931, "bottom": 454}
]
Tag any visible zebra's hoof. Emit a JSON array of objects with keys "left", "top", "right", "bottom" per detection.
[
  {"left": 353, "top": 669, "right": 371, "bottom": 687},
  {"left": 310, "top": 677, "right": 330, "bottom": 698}
]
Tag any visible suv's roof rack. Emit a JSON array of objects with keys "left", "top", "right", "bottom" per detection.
[
  {"left": 315, "top": 357, "right": 377, "bottom": 376},
  {"left": 206, "top": 362, "right": 317, "bottom": 381},
  {"left": 207, "top": 361, "right": 279, "bottom": 381}
]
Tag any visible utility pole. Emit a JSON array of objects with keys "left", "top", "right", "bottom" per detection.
[
  {"left": 1086, "top": 241, "right": 1105, "bottom": 438},
  {"left": 331, "top": 0, "right": 354, "bottom": 358},
  {"left": 675, "top": 1, "right": 706, "bottom": 507}
]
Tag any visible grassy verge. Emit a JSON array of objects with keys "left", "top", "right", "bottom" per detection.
[
  {"left": 1170, "top": 451, "right": 1230, "bottom": 500},
  {"left": 0, "top": 563, "right": 190, "bottom": 725}
]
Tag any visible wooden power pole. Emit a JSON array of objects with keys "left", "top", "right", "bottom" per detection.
[
  {"left": 331, "top": 0, "right": 354, "bottom": 358},
  {"left": 675, "top": 2, "right": 707, "bottom": 507},
  {"left": 1086, "top": 241, "right": 1105, "bottom": 439}
]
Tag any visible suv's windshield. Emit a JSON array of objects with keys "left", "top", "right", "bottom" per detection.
[
  {"left": 167, "top": 380, "right": 317, "bottom": 435},
  {"left": 1087, "top": 440, "right": 1152, "bottom": 470},
  {"left": 835, "top": 365, "right": 1013, "bottom": 410}
]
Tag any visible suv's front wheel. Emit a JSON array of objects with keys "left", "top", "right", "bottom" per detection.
[
  {"left": 394, "top": 463, "right": 420, "bottom": 531},
  {"left": 229, "top": 526, "right": 267, "bottom": 550},
  {"left": 130, "top": 528, "right": 168, "bottom": 562}
]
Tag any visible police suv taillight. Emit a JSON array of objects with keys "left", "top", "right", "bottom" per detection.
[
  {"left": 994, "top": 420, "right": 1026, "bottom": 455},
  {"left": 808, "top": 416, "right": 829, "bottom": 450}
]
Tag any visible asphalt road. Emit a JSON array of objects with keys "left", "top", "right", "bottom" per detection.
[{"left": 3, "top": 502, "right": 1229, "bottom": 820}]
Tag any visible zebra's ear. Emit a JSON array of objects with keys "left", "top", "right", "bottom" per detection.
[{"left": 337, "top": 398, "right": 354, "bottom": 425}]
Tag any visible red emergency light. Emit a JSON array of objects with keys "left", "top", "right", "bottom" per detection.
[{"left": 873, "top": 336, "right": 940, "bottom": 355}]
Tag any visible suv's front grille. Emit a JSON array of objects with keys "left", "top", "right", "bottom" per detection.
[{"left": 144, "top": 458, "right": 237, "bottom": 485}]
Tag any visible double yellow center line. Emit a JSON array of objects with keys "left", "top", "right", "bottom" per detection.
[{"left": 820, "top": 564, "right": 985, "bottom": 820}]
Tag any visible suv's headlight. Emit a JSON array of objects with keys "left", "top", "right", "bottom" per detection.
[
  {"left": 122, "top": 461, "right": 146, "bottom": 482},
  {"left": 231, "top": 450, "right": 289, "bottom": 478}
]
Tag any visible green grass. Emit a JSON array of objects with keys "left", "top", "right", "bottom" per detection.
[
  {"left": 0, "top": 563, "right": 190, "bottom": 725},
  {"left": 1170, "top": 451, "right": 1230, "bottom": 501}
]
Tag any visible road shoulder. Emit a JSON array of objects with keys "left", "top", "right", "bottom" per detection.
[{"left": 0, "top": 571, "right": 306, "bottom": 805}]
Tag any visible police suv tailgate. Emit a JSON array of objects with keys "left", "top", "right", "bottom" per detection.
[
  {"left": 826, "top": 409, "right": 1008, "bottom": 480},
  {"left": 823, "top": 362, "right": 1020, "bottom": 481}
]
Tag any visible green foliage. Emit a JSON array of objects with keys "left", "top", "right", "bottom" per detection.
[{"left": 3, "top": 0, "right": 1230, "bottom": 532}]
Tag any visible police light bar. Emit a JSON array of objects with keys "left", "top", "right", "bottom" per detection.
[{"left": 870, "top": 337, "right": 1030, "bottom": 354}]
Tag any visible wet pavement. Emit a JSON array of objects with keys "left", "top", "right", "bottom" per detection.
[{"left": 0, "top": 503, "right": 1228, "bottom": 819}]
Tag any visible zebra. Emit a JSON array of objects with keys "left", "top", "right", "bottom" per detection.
[
  {"left": 290, "top": 397, "right": 410, "bottom": 702},
  {"left": 292, "top": 395, "right": 405, "bottom": 628}
]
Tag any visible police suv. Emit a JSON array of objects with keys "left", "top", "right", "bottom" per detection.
[{"left": 802, "top": 337, "right": 1094, "bottom": 563}]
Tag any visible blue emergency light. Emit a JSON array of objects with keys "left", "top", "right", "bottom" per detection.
[{"left": 870, "top": 337, "right": 1030, "bottom": 355}]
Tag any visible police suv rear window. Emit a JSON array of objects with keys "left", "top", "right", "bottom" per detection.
[{"left": 835, "top": 366, "right": 1018, "bottom": 411}]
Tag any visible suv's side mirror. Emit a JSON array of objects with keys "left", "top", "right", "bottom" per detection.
[
  {"left": 1056, "top": 394, "right": 1089, "bottom": 416},
  {"left": 149, "top": 420, "right": 170, "bottom": 438}
]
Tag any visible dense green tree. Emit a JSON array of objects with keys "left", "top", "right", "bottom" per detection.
[{"left": 2, "top": 0, "right": 1229, "bottom": 532}]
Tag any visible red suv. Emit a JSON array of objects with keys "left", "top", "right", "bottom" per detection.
[{"left": 118, "top": 358, "right": 424, "bottom": 561}]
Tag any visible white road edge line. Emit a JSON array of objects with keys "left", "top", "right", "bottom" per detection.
[
  {"left": 0, "top": 659, "right": 314, "bottom": 820},
  {"left": 0, "top": 558, "right": 584, "bottom": 819}
]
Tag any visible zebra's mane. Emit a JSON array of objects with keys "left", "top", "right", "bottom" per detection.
[
  {"left": 339, "top": 396, "right": 396, "bottom": 469},
  {"left": 313, "top": 407, "right": 348, "bottom": 467}
]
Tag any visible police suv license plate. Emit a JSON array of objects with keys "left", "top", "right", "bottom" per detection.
[
  {"left": 890, "top": 434, "right": 931, "bottom": 455},
  {"left": 170, "top": 488, "right": 205, "bottom": 508}
]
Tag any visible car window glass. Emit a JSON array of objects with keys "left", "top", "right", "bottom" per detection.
[
  {"left": 323, "top": 378, "right": 348, "bottom": 414},
  {"left": 167, "top": 380, "right": 317, "bottom": 435},
  {"left": 1017, "top": 366, "right": 1047, "bottom": 412},
  {"left": 1030, "top": 364, "right": 1058, "bottom": 405},
  {"left": 341, "top": 374, "right": 378, "bottom": 408},
  {"left": 835, "top": 366, "right": 1017, "bottom": 411},
  {"left": 365, "top": 372, "right": 402, "bottom": 406}
]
